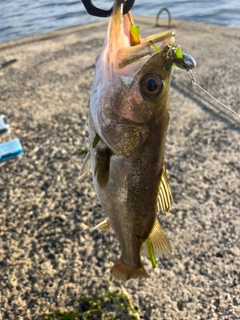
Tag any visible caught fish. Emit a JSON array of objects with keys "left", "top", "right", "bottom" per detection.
[{"left": 80, "top": 0, "right": 193, "bottom": 281}]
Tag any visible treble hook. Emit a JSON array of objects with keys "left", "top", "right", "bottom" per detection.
[{"left": 82, "top": 0, "right": 135, "bottom": 17}]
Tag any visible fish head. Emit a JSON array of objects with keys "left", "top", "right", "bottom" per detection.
[{"left": 90, "top": 0, "right": 176, "bottom": 157}]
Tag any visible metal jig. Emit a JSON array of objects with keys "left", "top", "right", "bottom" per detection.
[
  {"left": 81, "top": 0, "right": 135, "bottom": 17},
  {"left": 163, "top": 42, "right": 196, "bottom": 71}
]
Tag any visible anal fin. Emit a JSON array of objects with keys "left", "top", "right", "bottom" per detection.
[
  {"left": 157, "top": 163, "right": 173, "bottom": 214},
  {"left": 141, "top": 218, "right": 171, "bottom": 258}
]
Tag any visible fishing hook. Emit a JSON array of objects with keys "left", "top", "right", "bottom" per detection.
[{"left": 81, "top": 0, "right": 135, "bottom": 17}]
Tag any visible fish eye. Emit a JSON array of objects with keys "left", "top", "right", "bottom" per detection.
[{"left": 140, "top": 74, "right": 163, "bottom": 99}]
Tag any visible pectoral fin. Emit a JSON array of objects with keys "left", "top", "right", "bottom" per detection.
[
  {"left": 157, "top": 163, "right": 173, "bottom": 214},
  {"left": 94, "top": 148, "right": 111, "bottom": 188},
  {"left": 141, "top": 218, "right": 171, "bottom": 258},
  {"left": 78, "top": 151, "right": 91, "bottom": 180}
]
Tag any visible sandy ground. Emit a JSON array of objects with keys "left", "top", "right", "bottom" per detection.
[{"left": 0, "top": 16, "right": 239, "bottom": 320}]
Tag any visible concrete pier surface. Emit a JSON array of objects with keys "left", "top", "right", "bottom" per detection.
[{"left": 0, "top": 17, "right": 239, "bottom": 319}]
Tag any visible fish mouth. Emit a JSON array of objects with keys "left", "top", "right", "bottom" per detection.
[
  {"left": 107, "top": 0, "right": 175, "bottom": 72},
  {"left": 106, "top": 0, "right": 133, "bottom": 61},
  {"left": 110, "top": 1, "right": 132, "bottom": 46}
]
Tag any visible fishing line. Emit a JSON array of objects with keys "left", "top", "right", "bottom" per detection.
[{"left": 187, "top": 70, "right": 240, "bottom": 120}]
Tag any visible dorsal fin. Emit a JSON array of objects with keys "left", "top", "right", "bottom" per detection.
[
  {"left": 78, "top": 151, "right": 91, "bottom": 180},
  {"left": 141, "top": 218, "right": 171, "bottom": 258},
  {"left": 157, "top": 163, "right": 173, "bottom": 214}
]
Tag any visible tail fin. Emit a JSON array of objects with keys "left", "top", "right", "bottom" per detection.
[{"left": 111, "top": 259, "right": 149, "bottom": 281}]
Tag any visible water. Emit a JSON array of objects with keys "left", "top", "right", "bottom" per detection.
[{"left": 1, "top": 0, "right": 240, "bottom": 43}]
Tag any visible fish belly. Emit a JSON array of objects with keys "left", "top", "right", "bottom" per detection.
[{"left": 89, "top": 114, "right": 167, "bottom": 280}]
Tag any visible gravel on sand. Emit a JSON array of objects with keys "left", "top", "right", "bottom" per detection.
[{"left": 0, "top": 17, "right": 239, "bottom": 319}]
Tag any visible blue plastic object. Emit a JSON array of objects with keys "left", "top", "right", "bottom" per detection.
[{"left": 0, "top": 138, "right": 24, "bottom": 162}]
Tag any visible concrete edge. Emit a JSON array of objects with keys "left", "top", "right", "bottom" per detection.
[
  {"left": 0, "top": 15, "right": 239, "bottom": 51},
  {"left": 0, "top": 20, "right": 108, "bottom": 51}
]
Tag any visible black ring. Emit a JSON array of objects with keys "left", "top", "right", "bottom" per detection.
[{"left": 82, "top": 0, "right": 135, "bottom": 18}]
